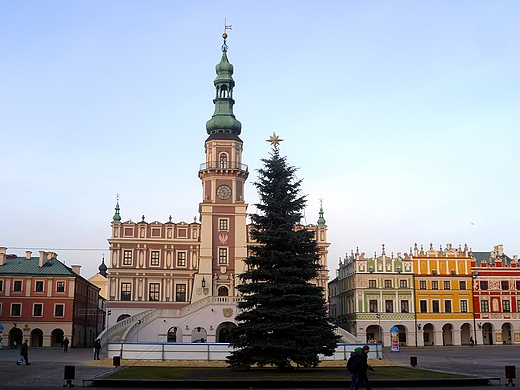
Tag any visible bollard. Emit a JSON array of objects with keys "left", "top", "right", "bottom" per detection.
[
  {"left": 410, "top": 356, "right": 417, "bottom": 367},
  {"left": 505, "top": 365, "right": 516, "bottom": 387},
  {"left": 113, "top": 356, "right": 121, "bottom": 367},
  {"left": 63, "top": 365, "right": 75, "bottom": 388}
]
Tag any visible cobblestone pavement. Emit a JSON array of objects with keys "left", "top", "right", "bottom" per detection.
[{"left": 0, "top": 344, "right": 517, "bottom": 389}]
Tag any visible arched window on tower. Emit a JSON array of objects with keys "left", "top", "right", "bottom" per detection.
[
  {"left": 219, "top": 85, "right": 228, "bottom": 98},
  {"left": 220, "top": 153, "right": 228, "bottom": 169}
]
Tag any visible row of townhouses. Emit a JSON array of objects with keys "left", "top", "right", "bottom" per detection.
[{"left": 329, "top": 243, "right": 520, "bottom": 347}]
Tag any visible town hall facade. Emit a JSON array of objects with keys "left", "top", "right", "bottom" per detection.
[{"left": 104, "top": 34, "right": 330, "bottom": 343}]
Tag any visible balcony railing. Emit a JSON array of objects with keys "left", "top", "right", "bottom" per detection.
[{"left": 199, "top": 161, "right": 248, "bottom": 171}]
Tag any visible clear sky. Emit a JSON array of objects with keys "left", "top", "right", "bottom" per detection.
[{"left": 1, "top": 1, "right": 519, "bottom": 280}]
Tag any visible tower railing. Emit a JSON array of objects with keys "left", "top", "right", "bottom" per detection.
[{"left": 199, "top": 161, "right": 248, "bottom": 171}]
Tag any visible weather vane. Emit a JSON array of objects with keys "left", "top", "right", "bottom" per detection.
[
  {"left": 266, "top": 132, "right": 283, "bottom": 149},
  {"left": 116, "top": 193, "right": 120, "bottom": 201},
  {"left": 222, "top": 19, "right": 232, "bottom": 52}
]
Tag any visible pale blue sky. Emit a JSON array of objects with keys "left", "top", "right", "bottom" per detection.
[{"left": 1, "top": 1, "right": 519, "bottom": 279}]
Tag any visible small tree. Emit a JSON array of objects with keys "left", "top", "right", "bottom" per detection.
[{"left": 227, "top": 146, "right": 339, "bottom": 370}]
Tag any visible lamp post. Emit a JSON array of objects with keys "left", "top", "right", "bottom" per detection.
[
  {"left": 376, "top": 313, "right": 381, "bottom": 343},
  {"left": 375, "top": 313, "right": 382, "bottom": 359}
]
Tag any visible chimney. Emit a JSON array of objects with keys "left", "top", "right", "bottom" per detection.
[
  {"left": 0, "top": 247, "right": 6, "bottom": 266},
  {"left": 71, "top": 265, "right": 81, "bottom": 275},
  {"left": 39, "top": 251, "right": 48, "bottom": 267},
  {"left": 26, "top": 251, "right": 32, "bottom": 260},
  {"left": 495, "top": 244, "right": 504, "bottom": 256}
]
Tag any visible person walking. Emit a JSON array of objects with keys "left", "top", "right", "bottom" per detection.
[
  {"left": 347, "top": 347, "right": 361, "bottom": 390},
  {"left": 470, "top": 336, "right": 474, "bottom": 347},
  {"left": 93, "top": 338, "right": 101, "bottom": 360},
  {"left": 354, "top": 345, "right": 374, "bottom": 390},
  {"left": 63, "top": 337, "right": 69, "bottom": 352},
  {"left": 17, "top": 340, "right": 31, "bottom": 365}
]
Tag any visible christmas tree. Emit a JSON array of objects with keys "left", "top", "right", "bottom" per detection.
[{"left": 227, "top": 138, "right": 339, "bottom": 370}]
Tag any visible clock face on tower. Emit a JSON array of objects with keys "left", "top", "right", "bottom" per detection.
[{"left": 216, "top": 184, "right": 232, "bottom": 200}]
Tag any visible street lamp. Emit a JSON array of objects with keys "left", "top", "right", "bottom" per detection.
[
  {"left": 376, "top": 313, "right": 381, "bottom": 343},
  {"left": 375, "top": 313, "right": 382, "bottom": 359}
]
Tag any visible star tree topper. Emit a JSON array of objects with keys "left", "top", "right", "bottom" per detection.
[{"left": 266, "top": 132, "right": 283, "bottom": 149}]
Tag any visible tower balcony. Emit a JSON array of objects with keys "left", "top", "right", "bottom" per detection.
[{"left": 199, "top": 161, "right": 248, "bottom": 172}]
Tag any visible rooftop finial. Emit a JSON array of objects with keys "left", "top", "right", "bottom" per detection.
[{"left": 222, "top": 19, "right": 232, "bottom": 52}]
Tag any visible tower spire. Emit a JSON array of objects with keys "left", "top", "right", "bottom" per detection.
[
  {"left": 112, "top": 194, "right": 121, "bottom": 223},
  {"left": 317, "top": 199, "right": 326, "bottom": 226},
  {"left": 205, "top": 28, "right": 242, "bottom": 138}
]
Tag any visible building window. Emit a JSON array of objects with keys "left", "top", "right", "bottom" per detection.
[
  {"left": 502, "top": 281, "right": 509, "bottom": 290},
  {"left": 400, "top": 279, "right": 407, "bottom": 288},
  {"left": 176, "top": 284, "right": 186, "bottom": 302},
  {"left": 56, "top": 281, "right": 65, "bottom": 292},
  {"left": 401, "top": 300, "right": 409, "bottom": 313},
  {"left": 385, "top": 300, "right": 393, "bottom": 313},
  {"left": 369, "top": 300, "right": 378, "bottom": 313},
  {"left": 54, "top": 304, "right": 64, "bottom": 317},
  {"left": 123, "top": 250, "right": 132, "bottom": 265},
  {"left": 445, "top": 300, "right": 452, "bottom": 313},
  {"left": 419, "top": 280, "right": 426, "bottom": 290},
  {"left": 460, "top": 281, "right": 466, "bottom": 290},
  {"left": 11, "top": 303, "right": 21, "bottom": 316},
  {"left": 150, "top": 251, "right": 160, "bottom": 266},
  {"left": 516, "top": 281, "right": 520, "bottom": 290},
  {"left": 432, "top": 281, "right": 438, "bottom": 290},
  {"left": 13, "top": 281, "right": 22, "bottom": 292},
  {"left": 219, "top": 219, "right": 228, "bottom": 231},
  {"left": 503, "top": 300, "right": 511, "bottom": 313},
  {"left": 461, "top": 300, "right": 468, "bottom": 313},
  {"left": 368, "top": 280, "right": 376, "bottom": 288},
  {"left": 420, "top": 300, "right": 427, "bottom": 313},
  {"left": 149, "top": 283, "right": 160, "bottom": 301},
  {"left": 481, "top": 300, "right": 489, "bottom": 313},
  {"left": 177, "top": 252, "right": 186, "bottom": 267},
  {"left": 432, "top": 300, "right": 440, "bottom": 313},
  {"left": 0, "top": 280, "right": 3, "bottom": 291},
  {"left": 480, "top": 281, "right": 488, "bottom": 290},
  {"left": 219, "top": 153, "right": 228, "bottom": 168},
  {"left": 121, "top": 283, "right": 131, "bottom": 301},
  {"left": 384, "top": 280, "right": 392, "bottom": 288},
  {"left": 218, "top": 248, "right": 228, "bottom": 264},
  {"left": 33, "top": 304, "right": 43, "bottom": 317},
  {"left": 444, "top": 281, "right": 450, "bottom": 290},
  {"left": 35, "top": 281, "right": 44, "bottom": 292}
]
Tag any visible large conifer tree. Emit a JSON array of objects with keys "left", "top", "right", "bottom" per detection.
[{"left": 227, "top": 146, "right": 339, "bottom": 370}]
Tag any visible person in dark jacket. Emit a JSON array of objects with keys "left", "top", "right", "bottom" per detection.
[
  {"left": 18, "top": 340, "right": 31, "bottom": 365},
  {"left": 93, "top": 339, "right": 101, "bottom": 360},
  {"left": 347, "top": 347, "right": 362, "bottom": 390},
  {"left": 354, "top": 345, "right": 374, "bottom": 390},
  {"left": 63, "top": 337, "right": 69, "bottom": 352}
]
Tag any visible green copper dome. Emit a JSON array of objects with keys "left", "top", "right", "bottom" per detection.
[{"left": 206, "top": 44, "right": 242, "bottom": 136}]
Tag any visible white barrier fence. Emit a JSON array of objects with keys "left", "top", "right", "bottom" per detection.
[{"left": 107, "top": 342, "right": 383, "bottom": 361}]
